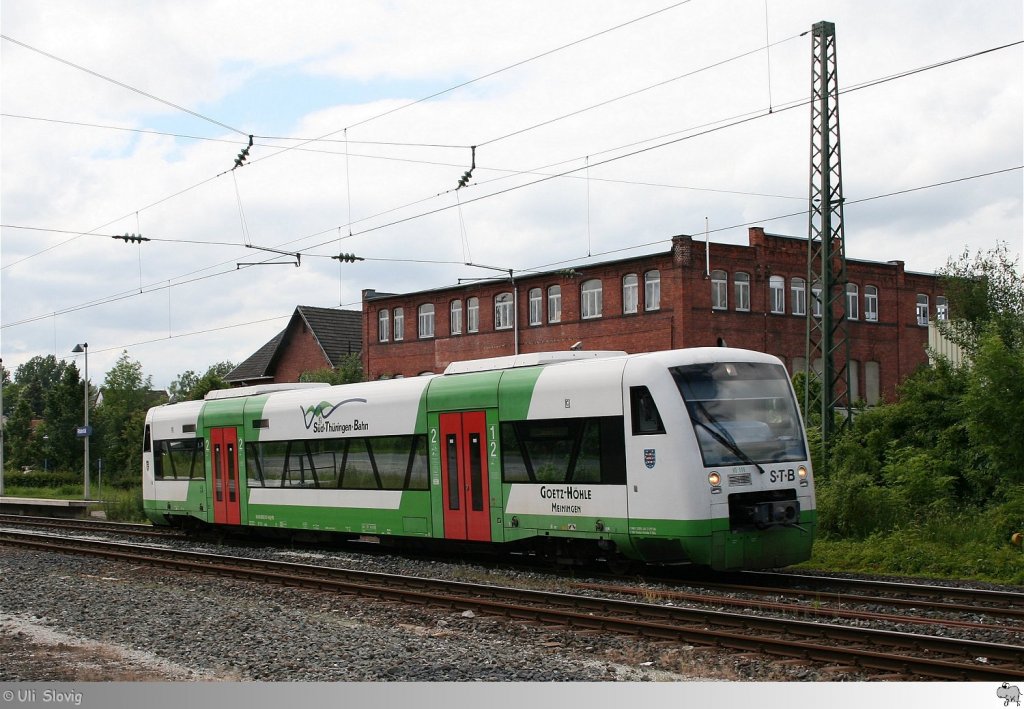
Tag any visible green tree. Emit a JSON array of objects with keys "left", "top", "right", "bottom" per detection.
[
  {"left": 1, "top": 361, "right": 12, "bottom": 469},
  {"left": 821, "top": 243, "right": 1023, "bottom": 539},
  {"left": 940, "top": 242, "right": 1024, "bottom": 487},
  {"left": 299, "top": 353, "right": 364, "bottom": 385},
  {"left": 38, "top": 363, "right": 84, "bottom": 472},
  {"left": 14, "top": 355, "right": 68, "bottom": 417},
  {"left": 963, "top": 327, "right": 1024, "bottom": 485},
  {"left": 94, "top": 351, "right": 154, "bottom": 480},
  {"left": 168, "top": 369, "right": 200, "bottom": 402},
  {"left": 169, "top": 361, "right": 234, "bottom": 401},
  {"left": 5, "top": 394, "right": 38, "bottom": 471},
  {"left": 938, "top": 241, "right": 1024, "bottom": 355}
]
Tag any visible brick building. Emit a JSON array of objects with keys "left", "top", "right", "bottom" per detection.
[
  {"left": 362, "top": 227, "right": 947, "bottom": 404},
  {"left": 225, "top": 305, "right": 361, "bottom": 386}
]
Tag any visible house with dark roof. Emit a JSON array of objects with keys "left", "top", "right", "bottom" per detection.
[{"left": 225, "top": 306, "right": 362, "bottom": 386}]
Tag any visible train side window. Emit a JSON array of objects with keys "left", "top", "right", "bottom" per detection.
[
  {"left": 143, "top": 424, "right": 152, "bottom": 453},
  {"left": 630, "top": 386, "right": 665, "bottom": 435},
  {"left": 245, "top": 442, "right": 265, "bottom": 486},
  {"left": 245, "top": 435, "right": 429, "bottom": 491},
  {"left": 500, "top": 416, "right": 625, "bottom": 485}
]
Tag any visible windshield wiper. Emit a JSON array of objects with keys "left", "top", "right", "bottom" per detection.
[{"left": 690, "top": 401, "right": 766, "bottom": 475}]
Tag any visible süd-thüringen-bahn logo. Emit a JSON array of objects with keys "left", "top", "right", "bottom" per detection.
[{"left": 300, "top": 398, "right": 367, "bottom": 433}]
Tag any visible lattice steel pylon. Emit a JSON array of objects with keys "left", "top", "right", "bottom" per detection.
[{"left": 805, "top": 20, "right": 852, "bottom": 459}]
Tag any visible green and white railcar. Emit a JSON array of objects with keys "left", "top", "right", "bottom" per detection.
[{"left": 143, "top": 347, "right": 816, "bottom": 570}]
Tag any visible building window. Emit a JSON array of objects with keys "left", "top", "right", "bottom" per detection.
[
  {"left": 865, "top": 361, "right": 880, "bottom": 405},
  {"left": 936, "top": 295, "right": 948, "bottom": 321},
  {"left": 393, "top": 308, "right": 404, "bottom": 341},
  {"left": 864, "top": 285, "right": 878, "bottom": 322},
  {"left": 770, "top": 275, "right": 785, "bottom": 314},
  {"left": 547, "top": 285, "right": 562, "bottom": 323},
  {"left": 418, "top": 303, "right": 435, "bottom": 338},
  {"left": 581, "top": 279, "right": 603, "bottom": 319},
  {"left": 467, "top": 297, "right": 479, "bottom": 333},
  {"left": 711, "top": 270, "right": 727, "bottom": 310},
  {"left": 495, "top": 292, "right": 514, "bottom": 330},
  {"left": 734, "top": 272, "right": 750, "bottom": 312},
  {"left": 846, "top": 283, "right": 859, "bottom": 320},
  {"left": 916, "top": 294, "right": 929, "bottom": 326},
  {"left": 811, "top": 280, "right": 823, "bottom": 318},
  {"left": 791, "top": 277, "right": 806, "bottom": 316},
  {"left": 378, "top": 309, "right": 390, "bottom": 343},
  {"left": 450, "top": 300, "right": 462, "bottom": 335},
  {"left": 849, "top": 359, "right": 860, "bottom": 403},
  {"left": 645, "top": 270, "right": 661, "bottom": 311},
  {"left": 791, "top": 356, "right": 807, "bottom": 375},
  {"left": 528, "top": 288, "right": 542, "bottom": 326},
  {"left": 622, "top": 274, "right": 638, "bottom": 314}
]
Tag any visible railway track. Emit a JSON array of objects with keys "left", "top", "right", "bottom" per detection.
[
  {"left": 0, "top": 513, "right": 181, "bottom": 538},
  {"left": 4, "top": 514, "right": 1021, "bottom": 624},
  {"left": 569, "top": 580, "right": 1024, "bottom": 633},
  {"left": 2, "top": 528, "right": 1021, "bottom": 680}
]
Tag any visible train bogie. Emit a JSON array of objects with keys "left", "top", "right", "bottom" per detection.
[{"left": 143, "top": 348, "right": 815, "bottom": 570}]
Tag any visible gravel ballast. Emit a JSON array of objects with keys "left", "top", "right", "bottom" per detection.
[
  {"left": 0, "top": 545, "right": 731, "bottom": 682},
  {"left": 3, "top": 533, "right": 1017, "bottom": 682}
]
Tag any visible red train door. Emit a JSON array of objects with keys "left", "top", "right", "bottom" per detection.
[
  {"left": 439, "top": 411, "right": 491, "bottom": 542},
  {"left": 210, "top": 427, "right": 241, "bottom": 525}
]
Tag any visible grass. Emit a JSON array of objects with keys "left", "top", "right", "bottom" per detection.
[
  {"left": 797, "top": 529, "right": 1024, "bottom": 586},
  {"left": 2, "top": 484, "right": 147, "bottom": 522}
]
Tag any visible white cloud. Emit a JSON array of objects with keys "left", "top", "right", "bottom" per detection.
[{"left": 2, "top": 0, "right": 1021, "bottom": 388}]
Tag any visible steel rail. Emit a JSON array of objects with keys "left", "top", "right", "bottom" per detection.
[
  {"left": 2, "top": 530, "right": 1021, "bottom": 681},
  {"left": 569, "top": 581, "right": 1024, "bottom": 631}
]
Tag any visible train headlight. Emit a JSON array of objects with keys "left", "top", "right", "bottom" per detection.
[
  {"left": 798, "top": 465, "right": 808, "bottom": 486},
  {"left": 708, "top": 471, "right": 721, "bottom": 486}
]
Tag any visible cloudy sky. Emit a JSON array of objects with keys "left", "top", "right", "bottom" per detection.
[{"left": 1, "top": 0, "right": 1021, "bottom": 389}]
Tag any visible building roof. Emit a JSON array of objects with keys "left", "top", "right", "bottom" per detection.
[
  {"left": 297, "top": 305, "right": 362, "bottom": 364},
  {"left": 224, "top": 331, "right": 284, "bottom": 383},
  {"left": 225, "top": 306, "right": 361, "bottom": 384}
]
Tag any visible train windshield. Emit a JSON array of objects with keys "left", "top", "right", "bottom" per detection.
[{"left": 670, "top": 361, "right": 807, "bottom": 467}]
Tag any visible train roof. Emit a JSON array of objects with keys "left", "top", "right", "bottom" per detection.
[
  {"left": 443, "top": 350, "right": 627, "bottom": 375},
  {"left": 203, "top": 382, "right": 331, "bottom": 400}
]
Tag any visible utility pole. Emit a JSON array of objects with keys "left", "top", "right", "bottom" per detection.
[{"left": 805, "top": 20, "right": 852, "bottom": 463}]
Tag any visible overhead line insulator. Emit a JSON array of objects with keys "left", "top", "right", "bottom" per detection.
[{"left": 113, "top": 233, "right": 149, "bottom": 244}]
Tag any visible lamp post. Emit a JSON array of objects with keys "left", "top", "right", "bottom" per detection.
[
  {"left": 465, "top": 263, "right": 519, "bottom": 355},
  {"left": 71, "top": 343, "right": 90, "bottom": 500}
]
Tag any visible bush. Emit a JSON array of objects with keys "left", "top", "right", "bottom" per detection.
[
  {"left": 815, "top": 472, "right": 898, "bottom": 538},
  {"left": 7, "top": 468, "right": 80, "bottom": 489},
  {"left": 880, "top": 447, "right": 956, "bottom": 520},
  {"left": 981, "top": 489, "right": 1024, "bottom": 546}
]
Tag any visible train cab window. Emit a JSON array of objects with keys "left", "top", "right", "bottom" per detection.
[
  {"left": 630, "top": 386, "right": 665, "bottom": 435},
  {"left": 153, "top": 438, "right": 204, "bottom": 480},
  {"left": 143, "top": 425, "right": 152, "bottom": 453}
]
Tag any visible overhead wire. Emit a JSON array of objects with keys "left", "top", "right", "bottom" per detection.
[
  {"left": 4, "top": 163, "right": 1018, "bottom": 332},
  {"left": 294, "top": 38, "right": 1023, "bottom": 256},
  {"left": 0, "top": 1, "right": 697, "bottom": 271},
  {"left": 476, "top": 32, "right": 802, "bottom": 148},
  {"left": 68, "top": 161, "right": 1024, "bottom": 363},
  {"left": 0, "top": 34, "right": 248, "bottom": 137},
  {"left": 2, "top": 37, "right": 1020, "bottom": 332},
  {"left": 338, "top": 0, "right": 695, "bottom": 133}
]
